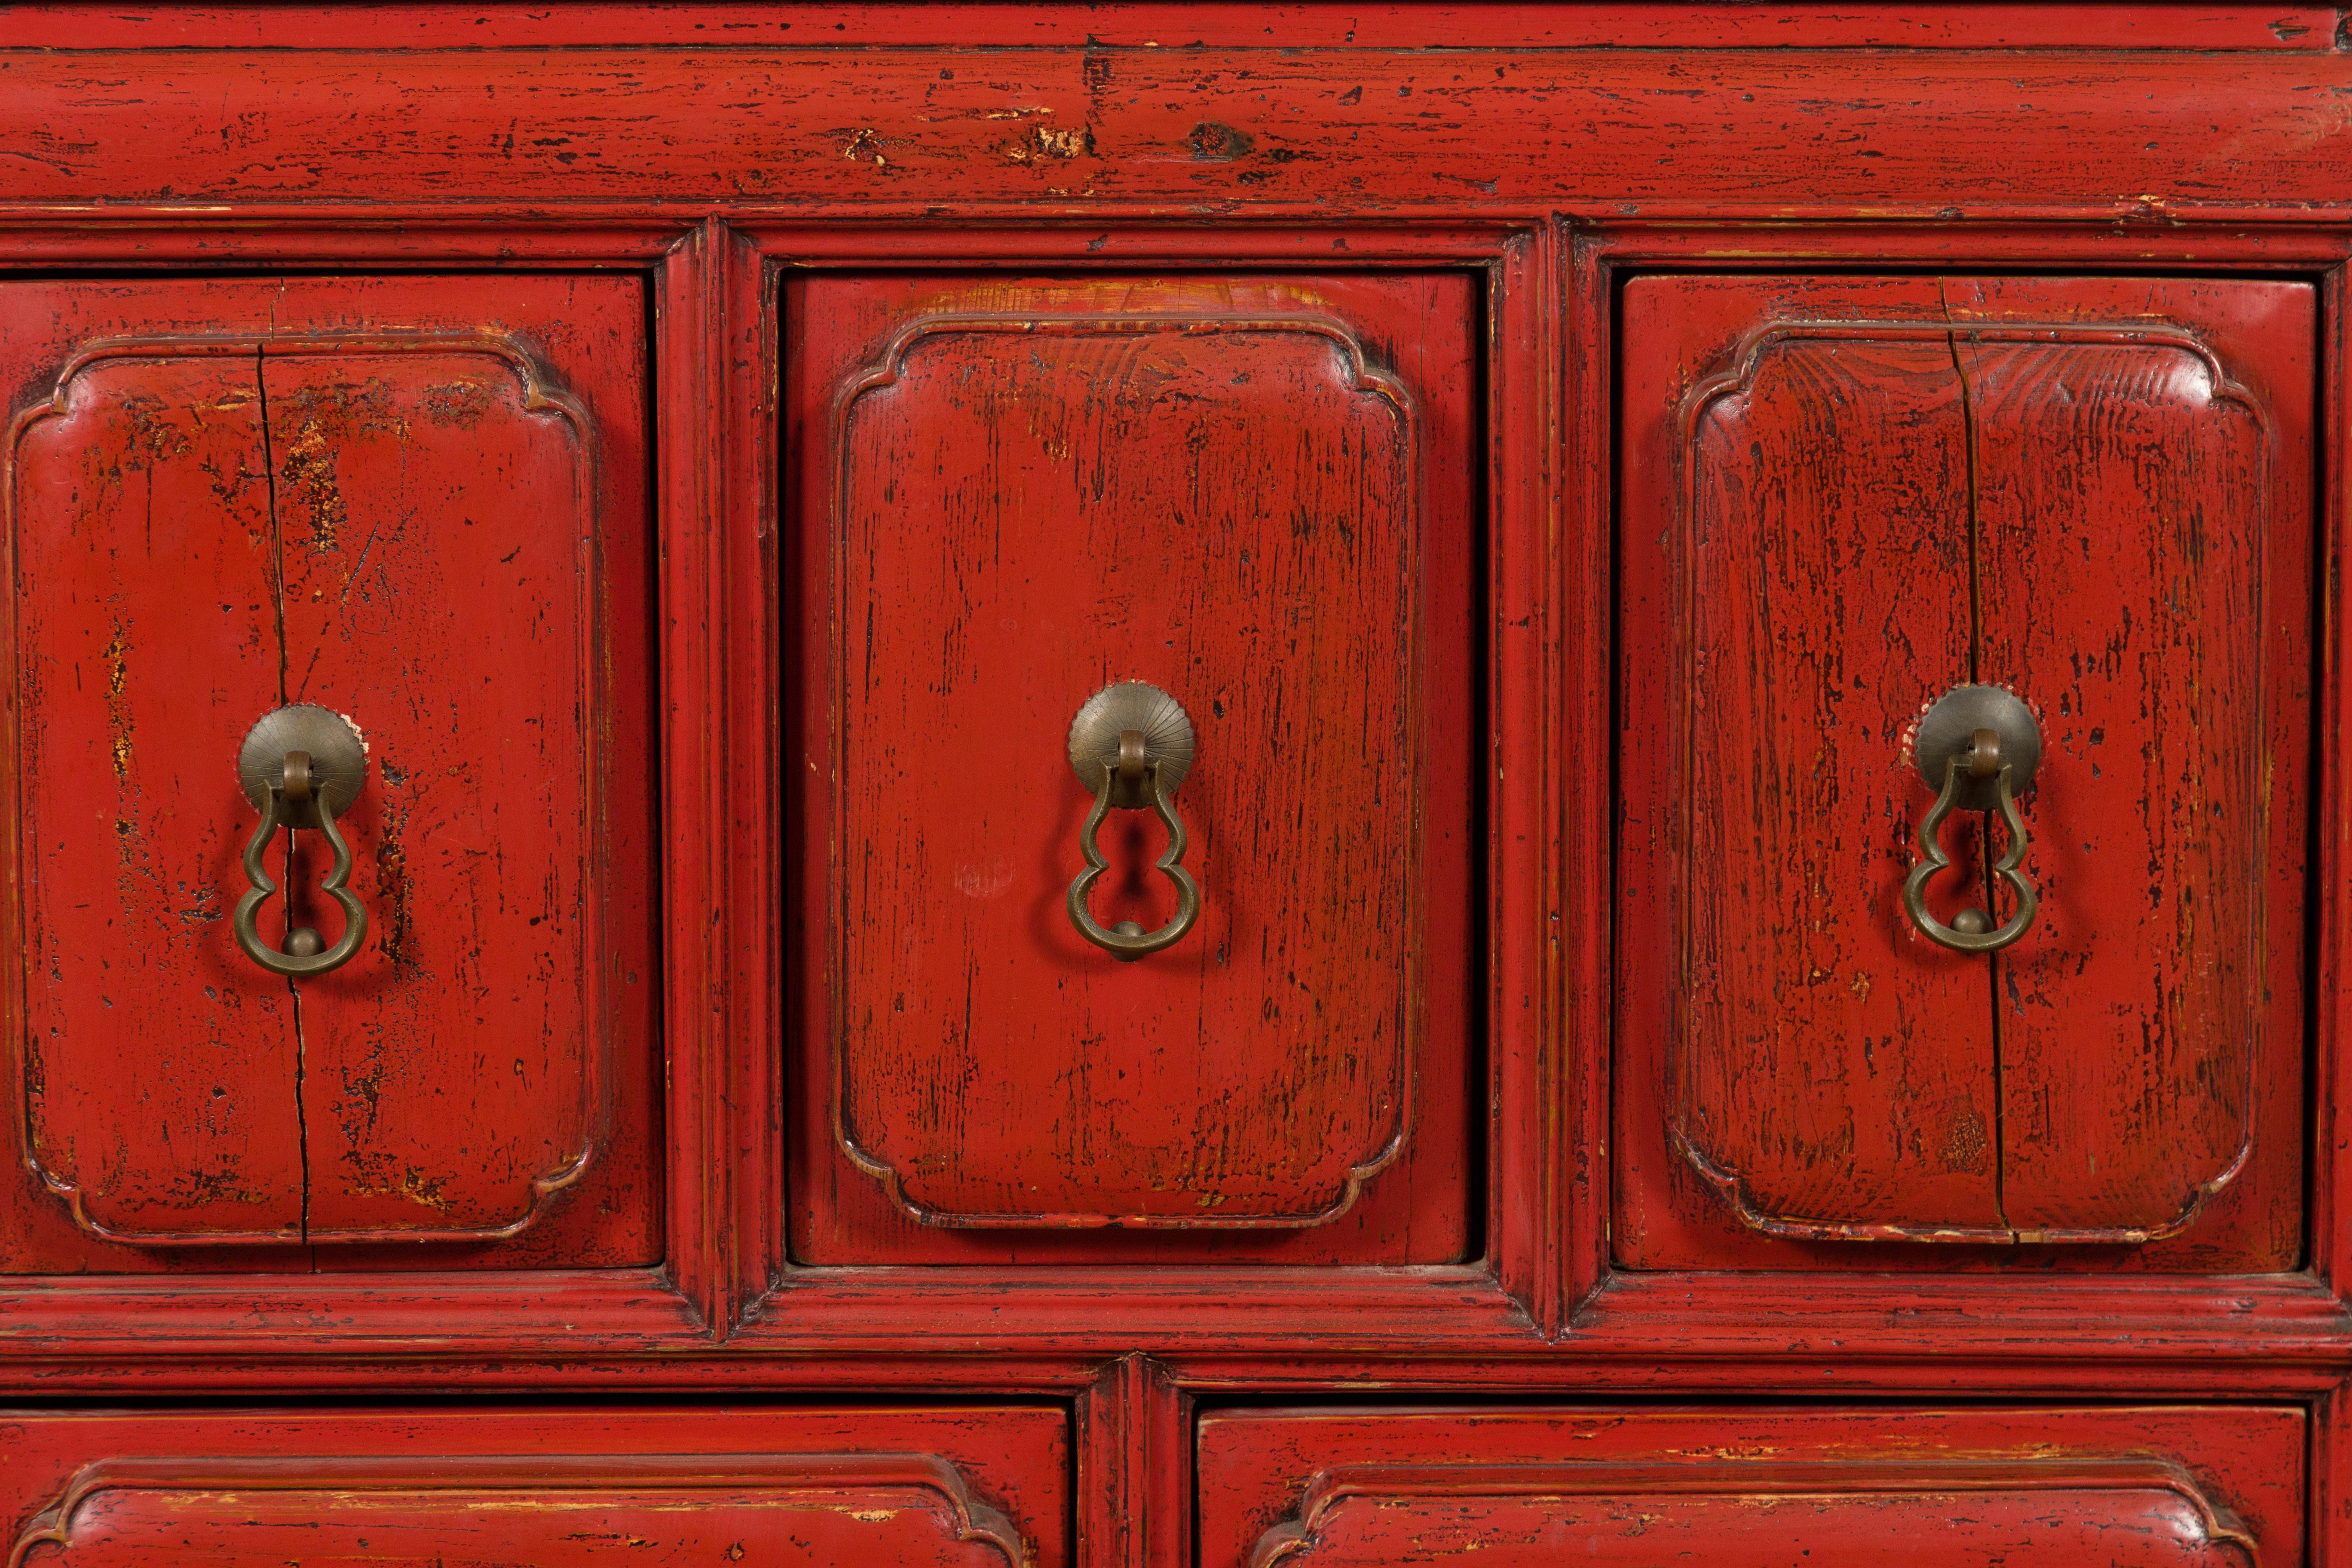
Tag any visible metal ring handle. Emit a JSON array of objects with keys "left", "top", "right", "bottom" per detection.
[
  {"left": 232, "top": 775, "right": 369, "bottom": 977},
  {"left": 1064, "top": 680, "right": 1202, "bottom": 961},
  {"left": 1902, "top": 752, "right": 2038, "bottom": 954},
  {"left": 231, "top": 705, "right": 370, "bottom": 978},
  {"left": 1066, "top": 755, "right": 1202, "bottom": 960}
]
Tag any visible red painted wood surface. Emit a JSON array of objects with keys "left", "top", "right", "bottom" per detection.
[
  {"left": 787, "top": 273, "right": 1476, "bottom": 1262},
  {"left": 6, "top": 5, "right": 2338, "bottom": 51},
  {"left": 1197, "top": 1406, "right": 2307, "bottom": 1568},
  {"left": 0, "top": 1407, "right": 1069, "bottom": 1568},
  {"left": 0, "top": 17, "right": 2345, "bottom": 1567},
  {"left": 1616, "top": 273, "right": 2313, "bottom": 1269},
  {"left": 15, "top": 1460, "right": 1023, "bottom": 1566},
  {"left": 3, "top": 49, "right": 2350, "bottom": 219},
  {"left": 0, "top": 276, "right": 661, "bottom": 1270},
  {"left": 7, "top": 346, "right": 303, "bottom": 1250},
  {"left": 1252, "top": 1467, "right": 2255, "bottom": 1567}
]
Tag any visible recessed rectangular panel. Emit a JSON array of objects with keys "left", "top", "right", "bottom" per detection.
[
  {"left": 1198, "top": 1407, "right": 2303, "bottom": 1568},
  {"left": 0, "top": 1408, "right": 1069, "bottom": 1568},
  {"left": 0, "top": 278, "right": 660, "bottom": 1271},
  {"left": 788, "top": 274, "right": 1477, "bottom": 1264},
  {"left": 1614, "top": 274, "right": 2312, "bottom": 1270}
]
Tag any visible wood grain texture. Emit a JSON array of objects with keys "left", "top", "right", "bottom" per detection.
[
  {"left": 5, "top": 5, "right": 2338, "bottom": 51},
  {"left": 1248, "top": 1463, "right": 2258, "bottom": 1568},
  {"left": 0, "top": 18, "right": 2343, "bottom": 1522},
  {"left": 262, "top": 341, "right": 613, "bottom": 1244},
  {"left": 6, "top": 346, "right": 303, "bottom": 1249},
  {"left": 0, "top": 277, "right": 661, "bottom": 1271},
  {"left": 0, "top": 1407, "right": 1069, "bottom": 1568},
  {"left": 1197, "top": 1406, "right": 2306, "bottom": 1568},
  {"left": 1075, "top": 1354, "right": 1189, "bottom": 1568},
  {"left": 9, "top": 1456, "right": 1022, "bottom": 1567},
  {"left": 1955, "top": 279, "right": 2311, "bottom": 1247},
  {"left": 0, "top": 48, "right": 2349, "bottom": 217},
  {"left": 1673, "top": 322, "right": 2000, "bottom": 1238},
  {"left": 1616, "top": 273, "right": 2314, "bottom": 1270},
  {"left": 788, "top": 272, "right": 1476, "bottom": 1263},
  {"left": 835, "top": 312, "right": 1418, "bottom": 1227}
]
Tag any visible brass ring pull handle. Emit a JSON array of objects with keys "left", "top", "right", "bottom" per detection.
[
  {"left": 1066, "top": 680, "right": 1201, "bottom": 961},
  {"left": 1902, "top": 683, "right": 2043, "bottom": 954},
  {"left": 231, "top": 703, "right": 370, "bottom": 978}
]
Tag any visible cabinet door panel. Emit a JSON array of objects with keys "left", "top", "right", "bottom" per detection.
[
  {"left": 1199, "top": 1407, "right": 2303, "bottom": 1568},
  {"left": 789, "top": 274, "right": 1477, "bottom": 1264},
  {"left": 0, "top": 1409, "right": 1068, "bottom": 1568},
  {"left": 1615, "top": 274, "right": 2312, "bottom": 1269},
  {"left": 0, "top": 278, "right": 660, "bottom": 1271}
]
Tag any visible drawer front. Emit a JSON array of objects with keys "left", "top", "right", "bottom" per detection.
[
  {"left": 1615, "top": 273, "right": 2314, "bottom": 1268},
  {"left": 1199, "top": 1406, "right": 2306, "bottom": 1568},
  {"left": 0, "top": 1407, "right": 1067, "bottom": 1567},
  {"left": 0, "top": 277, "right": 659, "bottom": 1269},
  {"left": 787, "top": 273, "right": 1479, "bottom": 1265}
]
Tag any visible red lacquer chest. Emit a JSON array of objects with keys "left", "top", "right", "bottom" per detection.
[{"left": 0, "top": 6, "right": 2346, "bottom": 1564}]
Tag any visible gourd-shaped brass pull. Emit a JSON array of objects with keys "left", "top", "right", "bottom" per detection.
[
  {"left": 232, "top": 703, "right": 369, "bottom": 978},
  {"left": 1902, "top": 683, "right": 2042, "bottom": 954},
  {"left": 1066, "top": 680, "right": 1200, "bottom": 961}
]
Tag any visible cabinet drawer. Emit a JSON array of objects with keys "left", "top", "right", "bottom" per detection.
[
  {"left": 0, "top": 277, "right": 659, "bottom": 1270},
  {"left": 0, "top": 1406, "right": 1067, "bottom": 1566},
  {"left": 1199, "top": 1406, "right": 2305, "bottom": 1567},
  {"left": 786, "top": 273, "right": 1480, "bottom": 1265},
  {"left": 1614, "top": 274, "right": 2314, "bottom": 1269}
]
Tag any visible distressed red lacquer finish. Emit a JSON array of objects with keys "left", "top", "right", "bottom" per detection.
[
  {"left": 1198, "top": 1406, "right": 2307, "bottom": 1568},
  {"left": 787, "top": 272, "right": 1476, "bottom": 1264},
  {"left": 0, "top": 11, "right": 2343, "bottom": 1568},
  {"left": 0, "top": 276, "right": 661, "bottom": 1270},
  {"left": 2, "top": 48, "right": 2350, "bottom": 215},
  {"left": 0, "top": 1406, "right": 1069, "bottom": 1568},
  {"left": 6, "top": 5, "right": 2340, "bottom": 50},
  {"left": 1616, "top": 273, "right": 2313, "bottom": 1270}
]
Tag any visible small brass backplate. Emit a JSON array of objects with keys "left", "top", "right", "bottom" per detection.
[
  {"left": 1068, "top": 681, "right": 1195, "bottom": 809},
  {"left": 238, "top": 704, "right": 369, "bottom": 830},
  {"left": 1914, "top": 684, "right": 2041, "bottom": 812}
]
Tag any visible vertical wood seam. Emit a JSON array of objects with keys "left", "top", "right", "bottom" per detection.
[
  {"left": 251, "top": 342, "right": 312, "bottom": 1249},
  {"left": 1938, "top": 279, "right": 2012, "bottom": 1238}
]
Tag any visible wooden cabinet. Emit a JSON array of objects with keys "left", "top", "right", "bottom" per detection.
[{"left": 0, "top": 7, "right": 2346, "bottom": 1566}]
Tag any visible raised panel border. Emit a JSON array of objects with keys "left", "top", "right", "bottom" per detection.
[
  {"left": 2, "top": 331, "right": 612, "bottom": 1249},
  {"left": 6, "top": 1452, "right": 1024, "bottom": 1568},
  {"left": 824, "top": 311, "right": 1424, "bottom": 1231},
  {"left": 1664, "top": 318, "right": 2277, "bottom": 1247},
  {"left": 1249, "top": 1459, "right": 2260, "bottom": 1568}
]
